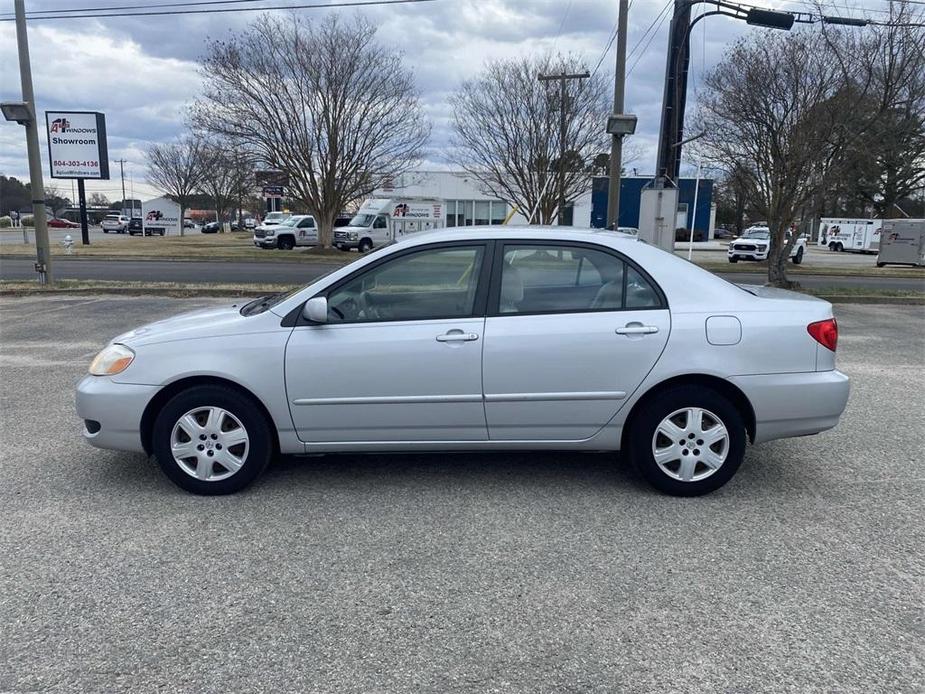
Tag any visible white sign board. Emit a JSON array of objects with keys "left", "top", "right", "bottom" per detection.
[
  {"left": 141, "top": 196, "right": 181, "bottom": 236},
  {"left": 45, "top": 111, "right": 109, "bottom": 179}
]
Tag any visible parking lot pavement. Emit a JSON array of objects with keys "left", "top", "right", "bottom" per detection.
[{"left": 0, "top": 295, "right": 922, "bottom": 693}]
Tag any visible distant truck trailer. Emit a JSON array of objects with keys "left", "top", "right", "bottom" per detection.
[
  {"left": 876, "top": 219, "right": 925, "bottom": 268},
  {"left": 818, "top": 218, "right": 882, "bottom": 254}
]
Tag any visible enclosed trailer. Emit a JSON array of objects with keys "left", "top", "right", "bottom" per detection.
[
  {"left": 818, "top": 218, "right": 882, "bottom": 254},
  {"left": 876, "top": 219, "right": 925, "bottom": 267}
]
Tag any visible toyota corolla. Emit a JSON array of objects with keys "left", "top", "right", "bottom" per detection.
[{"left": 77, "top": 228, "right": 849, "bottom": 496}]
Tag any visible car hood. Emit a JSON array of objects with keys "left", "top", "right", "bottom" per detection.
[
  {"left": 112, "top": 304, "right": 255, "bottom": 348},
  {"left": 732, "top": 238, "right": 768, "bottom": 246}
]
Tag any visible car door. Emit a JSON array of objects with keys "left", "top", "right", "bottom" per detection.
[
  {"left": 481, "top": 241, "right": 670, "bottom": 441},
  {"left": 296, "top": 216, "right": 317, "bottom": 245},
  {"left": 284, "top": 242, "right": 491, "bottom": 443}
]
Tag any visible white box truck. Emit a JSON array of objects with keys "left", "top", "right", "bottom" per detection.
[
  {"left": 334, "top": 198, "right": 444, "bottom": 252},
  {"left": 818, "top": 218, "right": 882, "bottom": 254}
]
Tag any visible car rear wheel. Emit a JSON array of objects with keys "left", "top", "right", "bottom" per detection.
[
  {"left": 152, "top": 385, "right": 274, "bottom": 495},
  {"left": 629, "top": 385, "right": 746, "bottom": 496},
  {"left": 792, "top": 247, "right": 804, "bottom": 264}
]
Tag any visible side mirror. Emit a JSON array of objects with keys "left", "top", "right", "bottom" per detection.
[{"left": 302, "top": 296, "right": 328, "bottom": 323}]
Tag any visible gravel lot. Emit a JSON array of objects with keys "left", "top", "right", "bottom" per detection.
[{"left": 0, "top": 295, "right": 922, "bottom": 693}]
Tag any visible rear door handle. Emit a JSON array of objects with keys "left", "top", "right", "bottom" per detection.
[
  {"left": 436, "top": 331, "right": 479, "bottom": 342},
  {"left": 616, "top": 324, "right": 659, "bottom": 335}
]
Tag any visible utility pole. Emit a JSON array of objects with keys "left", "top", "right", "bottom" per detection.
[
  {"left": 117, "top": 158, "right": 127, "bottom": 214},
  {"left": 538, "top": 70, "right": 590, "bottom": 225},
  {"left": 13, "top": 0, "right": 52, "bottom": 283},
  {"left": 606, "top": 0, "right": 637, "bottom": 230}
]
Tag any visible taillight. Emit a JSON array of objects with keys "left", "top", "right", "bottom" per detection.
[{"left": 808, "top": 318, "right": 838, "bottom": 351}]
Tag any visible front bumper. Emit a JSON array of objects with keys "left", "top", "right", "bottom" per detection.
[
  {"left": 253, "top": 235, "right": 278, "bottom": 248},
  {"left": 728, "top": 246, "right": 769, "bottom": 261},
  {"left": 76, "top": 375, "right": 158, "bottom": 453},
  {"left": 730, "top": 370, "right": 850, "bottom": 444}
]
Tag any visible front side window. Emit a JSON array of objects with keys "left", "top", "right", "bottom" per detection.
[
  {"left": 373, "top": 215, "right": 388, "bottom": 229},
  {"left": 327, "top": 246, "right": 484, "bottom": 323},
  {"left": 298, "top": 217, "right": 315, "bottom": 228},
  {"left": 497, "top": 244, "right": 661, "bottom": 314}
]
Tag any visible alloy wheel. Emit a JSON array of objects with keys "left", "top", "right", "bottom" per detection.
[
  {"left": 651, "top": 407, "right": 729, "bottom": 482},
  {"left": 170, "top": 406, "right": 249, "bottom": 481}
]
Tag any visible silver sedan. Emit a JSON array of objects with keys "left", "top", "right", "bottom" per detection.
[{"left": 77, "top": 228, "right": 849, "bottom": 496}]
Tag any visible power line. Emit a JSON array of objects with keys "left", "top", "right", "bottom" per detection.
[
  {"left": 6, "top": 0, "right": 272, "bottom": 15},
  {"left": 591, "top": 0, "right": 634, "bottom": 78},
  {"left": 626, "top": 0, "right": 673, "bottom": 78},
  {"left": 0, "top": 0, "right": 438, "bottom": 21}
]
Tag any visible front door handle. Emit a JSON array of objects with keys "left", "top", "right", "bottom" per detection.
[
  {"left": 436, "top": 330, "right": 479, "bottom": 343},
  {"left": 616, "top": 323, "right": 659, "bottom": 335}
]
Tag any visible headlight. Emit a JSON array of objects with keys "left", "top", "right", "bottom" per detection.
[
  {"left": 349, "top": 232, "right": 358, "bottom": 240},
  {"left": 266, "top": 229, "right": 276, "bottom": 236},
  {"left": 89, "top": 344, "right": 135, "bottom": 376}
]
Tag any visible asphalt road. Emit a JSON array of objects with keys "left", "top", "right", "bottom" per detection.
[
  {"left": 0, "top": 296, "right": 922, "bottom": 692},
  {"left": 2, "top": 256, "right": 924, "bottom": 291}
]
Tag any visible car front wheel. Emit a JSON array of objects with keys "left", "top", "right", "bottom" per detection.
[
  {"left": 629, "top": 385, "right": 746, "bottom": 496},
  {"left": 792, "top": 247, "right": 804, "bottom": 264},
  {"left": 151, "top": 385, "right": 274, "bottom": 495}
]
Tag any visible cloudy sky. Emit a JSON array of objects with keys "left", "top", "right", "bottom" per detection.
[{"left": 0, "top": 0, "right": 888, "bottom": 203}]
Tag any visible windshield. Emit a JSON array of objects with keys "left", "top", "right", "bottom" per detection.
[
  {"left": 741, "top": 229, "right": 770, "bottom": 240},
  {"left": 278, "top": 217, "right": 299, "bottom": 227},
  {"left": 238, "top": 266, "right": 344, "bottom": 316},
  {"left": 265, "top": 212, "right": 289, "bottom": 222},
  {"left": 348, "top": 213, "right": 376, "bottom": 227}
]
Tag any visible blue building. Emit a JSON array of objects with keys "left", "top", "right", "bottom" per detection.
[{"left": 589, "top": 176, "right": 714, "bottom": 237}]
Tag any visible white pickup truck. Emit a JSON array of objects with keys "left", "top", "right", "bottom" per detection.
[
  {"left": 334, "top": 197, "right": 445, "bottom": 252},
  {"left": 253, "top": 214, "right": 317, "bottom": 250},
  {"left": 727, "top": 226, "right": 807, "bottom": 264}
]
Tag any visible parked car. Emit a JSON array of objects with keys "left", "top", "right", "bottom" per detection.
[
  {"left": 183, "top": 218, "right": 196, "bottom": 229},
  {"left": 47, "top": 217, "right": 79, "bottom": 228},
  {"left": 202, "top": 221, "right": 221, "bottom": 234},
  {"left": 101, "top": 214, "right": 130, "bottom": 233},
  {"left": 713, "top": 228, "right": 735, "bottom": 240},
  {"left": 77, "top": 227, "right": 849, "bottom": 496},
  {"left": 254, "top": 214, "right": 317, "bottom": 249},
  {"left": 728, "top": 226, "right": 807, "bottom": 264},
  {"left": 127, "top": 218, "right": 144, "bottom": 235}
]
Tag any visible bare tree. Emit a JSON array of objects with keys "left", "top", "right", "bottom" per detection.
[
  {"left": 87, "top": 192, "right": 110, "bottom": 207},
  {"left": 193, "top": 13, "right": 429, "bottom": 248},
  {"left": 697, "top": 32, "right": 857, "bottom": 287},
  {"left": 198, "top": 140, "right": 255, "bottom": 228},
  {"left": 147, "top": 134, "right": 208, "bottom": 236},
  {"left": 830, "top": 2, "right": 925, "bottom": 217},
  {"left": 450, "top": 54, "right": 609, "bottom": 224}
]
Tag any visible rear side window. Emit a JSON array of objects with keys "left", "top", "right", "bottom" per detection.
[{"left": 496, "top": 243, "right": 663, "bottom": 315}]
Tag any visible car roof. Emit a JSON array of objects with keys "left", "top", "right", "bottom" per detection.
[{"left": 394, "top": 225, "right": 639, "bottom": 247}]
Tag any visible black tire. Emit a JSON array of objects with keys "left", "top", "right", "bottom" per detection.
[
  {"left": 629, "top": 385, "right": 747, "bottom": 497},
  {"left": 159, "top": 231, "right": 165, "bottom": 236},
  {"left": 277, "top": 235, "right": 295, "bottom": 250},
  {"left": 876, "top": 262, "right": 885, "bottom": 268},
  {"left": 835, "top": 243, "right": 844, "bottom": 252},
  {"left": 728, "top": 257, "right": 738, "bottom": 263},
  {"left": 151, "top": 385, "right": 274, "bottom": 495},
  {"left": 358, "top": 238, "right": 373, "bottom": 253},
  {"left": 792, "top": 247, "right": 804, "bottom": 264},
  {"left": 103, "top": 229, "right": 108, "bottom": 234}
]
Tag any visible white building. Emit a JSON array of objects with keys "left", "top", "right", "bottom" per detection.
[{"left": 373, "top": 171, "right": 593, "bottom": 227}]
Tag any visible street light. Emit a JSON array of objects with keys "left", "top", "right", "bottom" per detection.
[
  {"left": 1, "top": 101, "right": 33, "bottom": 125},
  {"left": 606, "top": 114, "right": 638, "bottom": 137}
]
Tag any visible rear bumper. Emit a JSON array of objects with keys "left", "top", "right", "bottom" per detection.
[
  {"left": 730, "top": 370, "right": 850, "bottom": 444},
  {"left": 76, "top": 375, "right": 157, "bottom": 453}
]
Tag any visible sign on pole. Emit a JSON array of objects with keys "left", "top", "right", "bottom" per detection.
[
  {"left": 45, "top": 110, "right": 109, "bottom": 245},
  {"left": 45, "top": 111, "right": 110, "bottom": 180}
]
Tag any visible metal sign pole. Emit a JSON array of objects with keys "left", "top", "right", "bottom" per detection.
[{"left": 77, "top": 178, "right": 89, "bottom": 245}]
